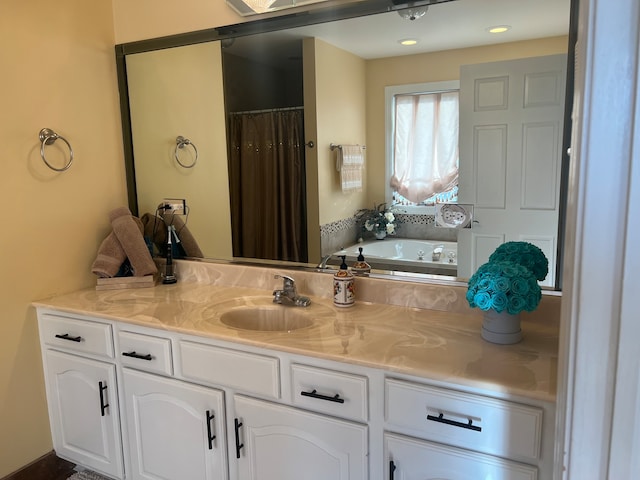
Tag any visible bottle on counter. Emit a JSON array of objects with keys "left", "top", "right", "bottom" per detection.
[
  {"left": 351, "top": 247, "right": 371, "bottom": 276},
  {"left": 333, "top": 255, "right": 355, "bottom": 307}
]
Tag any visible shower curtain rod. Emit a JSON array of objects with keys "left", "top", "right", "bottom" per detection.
[{"left": 229, "top": 106, "right": 304, "bottom": 115}]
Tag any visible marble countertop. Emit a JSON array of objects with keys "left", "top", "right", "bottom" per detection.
[{"left": 34, "top": 279, "right": 558, "bottom": 404}]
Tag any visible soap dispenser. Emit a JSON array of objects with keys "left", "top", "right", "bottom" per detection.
[
  {"left": 333, "top": 255, "right": 355, "bottom": 308},
  {"left": 351, "top": 247, "right": 371, "bottom": 277}
]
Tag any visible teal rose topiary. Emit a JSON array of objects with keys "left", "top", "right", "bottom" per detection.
[
  {"left": 466, "top": 260, "right": 542, "bottom": 315},
  {"left": 488, "top": 241, "right": 549, "bottom": 281}
]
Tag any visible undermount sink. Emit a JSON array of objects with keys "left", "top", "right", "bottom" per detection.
[{"left": 220, "top": 305, "right": 314, "bottom": 332}]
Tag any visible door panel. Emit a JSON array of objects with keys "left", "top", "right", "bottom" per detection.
[{"left": 458, "top": 54, "right": 567, "bottom": 287}]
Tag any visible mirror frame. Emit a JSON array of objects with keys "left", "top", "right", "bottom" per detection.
[{"left": 115, "top": 0, "right": 577, "bottom": 290}]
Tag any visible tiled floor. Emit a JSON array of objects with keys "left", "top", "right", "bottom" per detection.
[{"left": 3, "top": 452, "right": 76, "bottom": 480}]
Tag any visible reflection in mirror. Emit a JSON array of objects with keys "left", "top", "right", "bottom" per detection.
[{"left": 121, "top": 0, "right": 573, "bottom": 289}]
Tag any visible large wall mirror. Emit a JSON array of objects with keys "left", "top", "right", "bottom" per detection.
[{"left": 116, "top": 0, "right": 574, "bottom": 289}]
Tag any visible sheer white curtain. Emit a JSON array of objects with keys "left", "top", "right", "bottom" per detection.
[{"left": 390, "top": 91, "right": 459, "bottom": 205}]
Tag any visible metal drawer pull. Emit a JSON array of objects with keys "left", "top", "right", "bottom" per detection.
[
  {"left": 300, "top": 389, "right": 345, "bottom": 404},
  {"left": 55, "top": 333, "right": 82, "bottom": 343},
  {"left": 427, "top": 413, "right": 481, "bottom": 432},
  {"left": 122, "top": 351, "right": 153, "bottom": 361},
  {"left": 98, "top": 381, "right": 109, "bottom": 417},
  {"left": 206, "top": 410, "right": 216, "bottom": 450},
  {"left": 234, "top": 418, "right": 244, "bottom": 459}
]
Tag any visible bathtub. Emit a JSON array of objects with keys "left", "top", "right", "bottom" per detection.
[{"left": 333, "top": 238, "right": 457, "bottom": 275}]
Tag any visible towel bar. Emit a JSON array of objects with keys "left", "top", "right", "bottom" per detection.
[
  {"left": 39, "top": 128, "right": 73, "bottom": 172},
  {"left": 330, "top": 143, "right": 366, "bottom": 151},
  {"left": 175, "top": 136, "right": 198, "bottom": 168}
]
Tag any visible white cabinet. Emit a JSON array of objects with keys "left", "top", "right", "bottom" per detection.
[
  {"left": 43, "top": 349, "right": 124, "bottom": 479},
  {"left": 122, "top": 368, "right": 228, "bottom": 480},
  {"left": 233, "top": 395, "right": 368, "bottom": 480},
  {"left": 384, "top": 378, "right": 546, "bottom": 479},
  {"left": 385, "top": 433, "right": 537, "bottom": 480},
  {"left": 37, "top": 309, "right": 553, "bottom": 480}
]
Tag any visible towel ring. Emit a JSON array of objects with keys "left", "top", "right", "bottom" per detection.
[
  {"left": 175, "top": 136, "right": 198, "bottom": 168},
  {"left": 39, "top": 128, "right": 73, "bottom": 172}
]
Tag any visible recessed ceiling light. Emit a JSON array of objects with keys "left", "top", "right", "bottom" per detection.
[
  {"left": 399, "top": 39, "right": 418, "bottom": 46},
  {"left": 487, "top": 25, "right": 512, "bottom": 34}
]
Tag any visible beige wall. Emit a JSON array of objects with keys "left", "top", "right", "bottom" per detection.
[
  {"left": 112, "top": 0, "right": 244, "bottom": 43},
  {"left": 126, "top": 43, "right": 233, "bottom": 259},
  {"left": 365, "top": 35, "right": 569, "bottom": 204},
  {"left": 312, "top": 39, "right": 368, "bottom": 226},
  {"left": 0, "top": 0, "right": 127, "bottom": 476}
]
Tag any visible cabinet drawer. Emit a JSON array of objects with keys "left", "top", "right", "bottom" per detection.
[
  {"left": 291, "top": 364, "right": 368, "bottom": 422},
  {"left": 178, "top": 340, "right": 280, "bottom": 399},
  {"left": 385, "top": 378, "right": 543, "bottom": 462},
  {"left": 385, "top": 433, "right": 537, "bottom": 480},
  {"left": 118, "top": 331, "right": 173, "bottom": 376},
  {"left": 40, "top": 314, "right": 114, "bottom": 359}
]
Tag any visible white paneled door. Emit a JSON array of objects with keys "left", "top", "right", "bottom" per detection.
[{"left": 458, "top": 54, "right": 567, "bottom": 286}]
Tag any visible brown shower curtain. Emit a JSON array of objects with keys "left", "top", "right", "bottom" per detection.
[{"left": 227, "top": 109, "right": 308, "bottom": 263}]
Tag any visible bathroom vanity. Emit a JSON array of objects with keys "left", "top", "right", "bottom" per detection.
[{"left": 35, "top": 262, "right": 559, "bottom": 480}]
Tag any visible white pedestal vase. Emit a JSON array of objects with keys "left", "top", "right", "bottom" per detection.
[
  {"left": 481, "top": 310, "right": 522, "bottom": 344},
  {"left": 375, "top": 231, "right": 387, "bottom": 240}
]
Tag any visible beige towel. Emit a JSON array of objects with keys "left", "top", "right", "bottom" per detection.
[
  {"left": 336, "top": 145, "right": 365, "bottom": 193},
  {"left": 91, "top": 232, "right": 127, "bottom": 278},
  {"left": 110, "top": 207, "right": 157, "bottom": 277},
  {"left": 141, "top": 213, "right": 204, "bottom": 258}
]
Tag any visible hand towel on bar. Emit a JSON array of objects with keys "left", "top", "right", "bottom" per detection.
[
  {"left": 109, "top": 207, "right": 157, "bottom": 276},
  {"left": 336, "top": 144, "right": 365, "bottom": 193},
  {"left": 141, "top": 213, "right": 204, "bottom": 258}
]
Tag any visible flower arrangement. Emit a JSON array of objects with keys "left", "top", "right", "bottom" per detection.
[
  {"left": 488, "top": 241, "right": 549, "bottom": 281},
  {"left": 355, "top": 203, "right": 397, "bottom": 237},
  {"left": 466, "top": 261, "right": 542, "bottom": 315}
]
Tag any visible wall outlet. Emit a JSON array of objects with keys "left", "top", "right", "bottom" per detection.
[{"left": 162, "top": 198, "right": 186, "bottom": 215}]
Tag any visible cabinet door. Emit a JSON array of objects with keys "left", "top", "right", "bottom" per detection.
[
  {"left": 385, "top": 433, "right": 537, "bottom": 480},
  {"left": 234, "top": 395, "right": 367, "bottom": 480},
  {"left": 44, "top": 350, "right": 123, "bottom": 479},
  {"left": 123, "top": 368, "right": 228, "bottom": 480}
]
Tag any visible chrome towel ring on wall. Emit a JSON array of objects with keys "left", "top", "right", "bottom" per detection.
[
  {"left": 174, "top": 136, "right": 198, "bottom": 168},
  {"left": 39, "top": 128, "right": 73, "bottom": 172}
]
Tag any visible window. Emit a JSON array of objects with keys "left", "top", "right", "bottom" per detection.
[{"left": 385, "top": 81, "right": 460, "bottom": 212}]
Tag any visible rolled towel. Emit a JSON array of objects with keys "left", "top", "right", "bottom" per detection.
[
  {"left": 110, "top": 207, "right": 157, "bottom": 276},
  {"left": 91, "top": 231, "right": 127, "bottom": 278}
]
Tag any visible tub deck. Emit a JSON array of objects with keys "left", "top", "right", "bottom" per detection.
[{"left": 332, "top": 238, "right": 458, "bottom": 276}]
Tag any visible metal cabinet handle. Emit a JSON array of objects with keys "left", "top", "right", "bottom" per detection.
[
  {"left": 300, "top": 389, "right": 345, "bottom": 404},
  {"left": 234, "top": 418, "right": 244, "bottom": 459},
  {"left": 55, "top": 333, "right": 82, "bottom": 343},
  {"left": 122, "top": 351, "right": 153, "bottom": 361},
  {"left": 390, "top": 460, "right": 397, "bottom": 480},
  {"left": 98, "top": 381, "right": 109, "bottom": 417},
  {"left": 427, "top": 413, "right": 481, "bottom": 432},
  {"left": 206, "top": 410, "right": 216, "bottom": 450}
]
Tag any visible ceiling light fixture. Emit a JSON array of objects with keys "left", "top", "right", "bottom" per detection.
[
  {"left": 487, "top": 25, "right": 512, "bottom": 34},
  {"left": 241, "top": 0, "right": 276, "bottom": 14},
  {"left": 226, "top": 0, "right": 330, "bottom": 16},
  {"left": 397, "top": 5, "right": 428, "bottom": 21},
  {"left": 399, "top": 39, "right": 418, "bottom": 46}
]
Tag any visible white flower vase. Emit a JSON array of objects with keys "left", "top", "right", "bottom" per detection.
[
  {"left": 481, "top": 310, "right": 522, "bottom": 344},
  {"left": 375, "top": 231, "right": 387, "bottom": 240}
]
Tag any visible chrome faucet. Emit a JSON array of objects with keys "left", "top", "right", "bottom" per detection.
[
  {"left": 317, "top": 254, "right": 332, "bottom": 270},
  {"left": 273, "top": 274, "right": 311, "bottom": 307},
  {"left": 432, "top": 245, "right": 444, "bottom": 261}
]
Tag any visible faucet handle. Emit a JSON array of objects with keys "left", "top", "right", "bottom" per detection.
[{"left": 274, "top": 274, "right": 296, "bottom": 289}]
